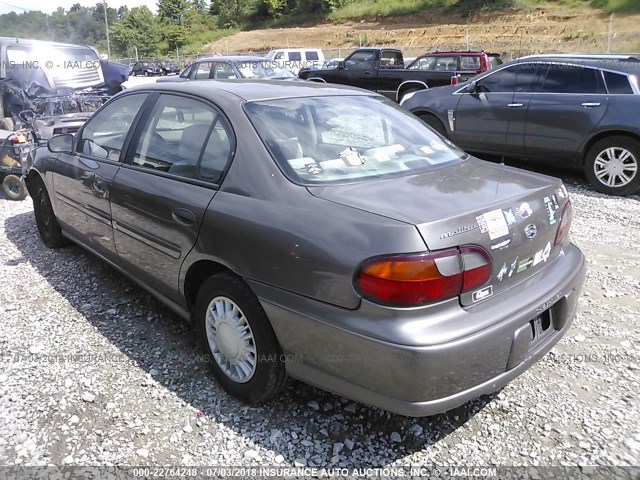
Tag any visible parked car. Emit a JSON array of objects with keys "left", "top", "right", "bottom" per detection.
[
  {"left": 131, "top": 61, "right": 163, "bottom": 76},
  {"left": 160, "top": 61, "right": 180, "bottom": 75},
  {"left": 400, "top": 54, "right": 640, "bottom": 196},
  {"left": 26, "top": 80, "right": 585, "bottom": 416},
  {"left": 406, "top": 50, "right": 502, "bottom": 81},
  {"left": 298, "top": 48, "right": 490, "bottom": 102},
  {"left": 158, "top": 56, "right": 297, "bottom": 82},
  {"left": 265, "top": 48, "right": 325, "bottom": 74}
]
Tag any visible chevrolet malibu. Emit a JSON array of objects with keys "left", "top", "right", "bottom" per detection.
[{"left": 25, "top": 81, "right": 586, "bottom": 416}]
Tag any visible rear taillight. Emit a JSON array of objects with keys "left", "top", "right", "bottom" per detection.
[
  {"left": 460, "top": 246, "right": 492, "bottom": 292},
  {"left": 451, "top": 75, "right": 459, "bottom": 85},
  {"left": 554, "top": 199, "right": 573, "bottom": 245},
  {"left": 355, "top": 246, "right": 491, "bottom": 307}
]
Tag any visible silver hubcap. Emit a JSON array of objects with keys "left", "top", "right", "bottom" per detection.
[
  {"left": 594, "top": 147, "right": 638, "bottom": 188},
  {"left": 205, "top": 296, "right": 256, "bottom": 383}
]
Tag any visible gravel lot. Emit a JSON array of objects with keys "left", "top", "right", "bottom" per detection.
[{"left": 0, "top": 169, "right": 639, "bottom": 469}]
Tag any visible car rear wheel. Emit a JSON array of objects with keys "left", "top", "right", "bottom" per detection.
[
  {"left": 2, "top": 175, "right": 27, "bottom": 201},
  {"left": 585, "top": 136, "right": 640, "bottom": 196},
  {"left": 32, "top": 179, "right": 67, "bottom": 248},
  {"left": 419, "top": 113, "right": 448, "bottom": 138},
  {"left": 195, "top": 273, "right": 289, "bottom": 404}
]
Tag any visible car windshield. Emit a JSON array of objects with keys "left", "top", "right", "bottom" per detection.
[
  {"left": 237, "top": 61, "right": 295, "bottom": 79},
  {"left": 245, "top": 95, "right": 466, "bottom": 185}
]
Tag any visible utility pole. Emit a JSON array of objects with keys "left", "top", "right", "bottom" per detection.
[
  {"left": 102, "top": 0, "right": 111, "bottom": 59},
  {"left": 607, "top": 13, "right": 614, "bottom": 52}
]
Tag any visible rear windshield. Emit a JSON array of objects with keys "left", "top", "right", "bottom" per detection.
[{"left": 244, "top": 95, "right": 466, "bottom": 185}]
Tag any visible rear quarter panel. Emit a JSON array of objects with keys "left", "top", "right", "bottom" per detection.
[
  {"left": 580, "top": 95, "right": 640, "bottom": 154},
  {"left": 180, "top": 100, "right": 428, "bottom": 309}
]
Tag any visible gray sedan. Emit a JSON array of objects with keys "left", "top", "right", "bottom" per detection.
[{"left": 25, "top": 81, "right": 586, "bottom": 416}]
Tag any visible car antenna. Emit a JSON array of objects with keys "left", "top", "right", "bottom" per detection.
[{"left": 501, "top": 28, "right": 525, "bottom": 166}]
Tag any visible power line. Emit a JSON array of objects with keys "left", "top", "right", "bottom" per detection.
[{"left": 0, "top": 0, "right": 34, "bottom": 12}]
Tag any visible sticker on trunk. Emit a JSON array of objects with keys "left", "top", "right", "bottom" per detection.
[
  {"left": 491, "top": 239, "right": 511, "bottom": 250},
  {"left": 517, "top": 257, "right": 534, "bottom": 273},
  {"left": 472, "top": 285, "right": 493, "bottom": 303},
  {"left": 544, "top": 195, "right": 559, "bottom": 225},
  {"left": 533, "top": 241, "right": 552, "bottom": 266},
  {"left": 503, "top": 208, "right": 517, "bottom": 226},
  {"left": 516, "top": 202, "right": 533, "bottom": 219},
  {"left": 496, "top": 263, "right": 508, "bottom": 282},
  {"left": 475, "top": 209, "right": 509, "bottom": 240},
  {"left": 556, "top": 185, "right": 568, "bottom": 199}
]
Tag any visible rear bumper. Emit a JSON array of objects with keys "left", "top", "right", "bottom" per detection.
[{"left": 250, "top": 243, "right": 586, "bottom": 417}]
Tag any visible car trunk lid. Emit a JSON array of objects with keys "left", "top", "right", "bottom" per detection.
[{"left": 307, "top": 158, "right": 569, "bottom": 306}]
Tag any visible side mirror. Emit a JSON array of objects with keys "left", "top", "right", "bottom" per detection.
[
  {"left": 47, "top": 134, "right": 74, "bottom": 154},
  {"left": 338, "top": 61, "right": 345, "bottom": 70},
  {"left": 466, "top": 80, "right": 478, "bottom": 94}
]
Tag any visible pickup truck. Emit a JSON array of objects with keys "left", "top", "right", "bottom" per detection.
[{"left": 298, "top": 48, "right": 478, "bottom": 102}]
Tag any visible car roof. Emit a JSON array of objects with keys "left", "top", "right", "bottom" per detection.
[
  {"left": 125, "top": 79, "right": 372, "bottom": 102},
  {"left": 193, "top": 55, "right": 268, "bottom": 63},
  {"left": 268, "top": 48, "right": 322, "bottom": 52},
  {"left": 516, "top": 54, "right": 640, "bottom": 74},
  {"left": 0, "top": 36, "right": 94, "bottom": 50}
]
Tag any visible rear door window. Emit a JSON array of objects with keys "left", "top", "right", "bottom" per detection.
[
  {"left": 130, "top": 94, "right": 233, "bottom": 183},
  {"left": 603, "top": 71, "right": 634, "bottom": 94},
  {"left": 539, "top": 65, "right": 605, "bottom": 94},
  {"left": 288, "top": 51, "right": 302, "bottom": 62},
  {"left": 432, "top": 56, "right": 458, "bottom": 71},
  {"left": 214, "top": 62, "right": 237, "bottom": 79},
  {"left": 193, "top": 62, "right": 214, "bottom": 79},
  {"left": 460, "top": 56, "right": 481, "bottom": 71},
  {"left": 380, "top": 51, "right": 404, "bottom": 68},
  {"left": 305, "top": 51, "right": 319, "bottom": 61}
]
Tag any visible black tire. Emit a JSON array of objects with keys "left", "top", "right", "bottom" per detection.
[
  {"left": 195, "top": 273, "right": 289, "bottom": 404},
  {"left": 144, "top": 70, "right": 150, "bottom": 77},
  {"left": 419, "top": 113, "right": 448, "bottom": 138},
  {"left": 584, "top": 136, "right": 640, "bottom": 196},
  {"left": 2, "top": 175, "right": 27, "bottom": 201},
  {"left": 32, "top": 179, "right": 67, "bottom": 248}
]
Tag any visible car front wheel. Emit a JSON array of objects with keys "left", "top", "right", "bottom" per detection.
[
  {"left": 585, "top": 136, "right": 640, "bottom": 196},
  {"left": 195, "top": 273, "right": 289, "bottom": 404},
  {"left": 32, "top": 179, "right": 67, "bottom": 248}
]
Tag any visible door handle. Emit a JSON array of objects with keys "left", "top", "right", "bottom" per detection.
[
  {"left": 506, "top": 103, "right": 523, "bottom": 108},
  {"left": 363, "top": 71, "right": 372, "bottom": 76},
  {"left": 171, "top": 208, "right": 196, "bottom": 226},
  {"left": 581, "top": 102, "right": 601, "bottom": 108}
]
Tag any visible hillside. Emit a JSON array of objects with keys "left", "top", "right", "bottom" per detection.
[{"left": 204, "top": 4, "right": 640, "bottom": 60}]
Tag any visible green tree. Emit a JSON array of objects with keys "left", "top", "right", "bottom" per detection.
[
  {"left": 158, "top": 0, "right": 190, "bottom": 24},
  {"left": 110, "top": 6, "right": 159, "bottom": 57}
]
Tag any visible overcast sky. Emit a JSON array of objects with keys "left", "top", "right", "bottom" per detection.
[{"left": 0, "top": 0, "right": 158, "bottom": 15}]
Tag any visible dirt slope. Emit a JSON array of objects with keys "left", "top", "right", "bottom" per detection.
[{"left": 205, "top": 5, "right": 640, "bottom": 60}]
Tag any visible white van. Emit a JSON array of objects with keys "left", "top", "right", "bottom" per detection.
[{"left": 265, "top": 49, "right": 325, "bottom": 75}]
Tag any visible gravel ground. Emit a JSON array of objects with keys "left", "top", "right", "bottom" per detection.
[{"left": 0, "top": 170, "right": 639, "bottom": 469}]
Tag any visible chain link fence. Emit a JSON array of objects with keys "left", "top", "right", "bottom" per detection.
[{"left": 113, "top": 27, "right": 635, "bottom": 67}]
